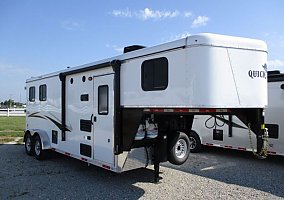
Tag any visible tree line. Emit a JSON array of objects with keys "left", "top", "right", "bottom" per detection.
[{"left": 0, "top": 99, "right": 25, "bottom": 108}]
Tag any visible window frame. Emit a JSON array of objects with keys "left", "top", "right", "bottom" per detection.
[
  {"left": 39, "top": 84, "right": 47, "bottom": 101},
  {"left": 29, "top": 86, "right": 35, "bottom": 102},
  {"left": 98, "top": 85, "right": 109, "bottom": 115},
  {"left": 141, "top": 57, "right": 169, "bottom": 91}
]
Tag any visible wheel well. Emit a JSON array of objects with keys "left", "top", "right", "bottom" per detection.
[
  {"left": 189, "top": 129, "right": 202, "bottom": 143},
  {"left": 24, "top": 130, "right": 39, "bottom": 141},
  {"left": 24, "top": 130, "right": 31, "bottom": 141}
]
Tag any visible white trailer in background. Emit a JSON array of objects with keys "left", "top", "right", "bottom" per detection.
[
  {"left": 190, "top": 71, "right": 284, "bottom": 157},
  {"left": 24, "top": 33, "right": 268, "bottom": 182}
]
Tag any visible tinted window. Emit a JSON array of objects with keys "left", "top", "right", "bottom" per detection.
[
  {"left": 141, "top": 57, "right": 168, "bottom": 91},
  {"left": 39, "top": 84, "right": 47, "bottom": 101},
  {"left": 98, "top": 85, "right": 108, "bottom": 115},
  {"left": 29, "top": 86, "right": 35, "bottom": 102}
]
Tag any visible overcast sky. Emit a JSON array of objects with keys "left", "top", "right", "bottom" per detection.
[{"left": 0, "top": 0, "right": 283, "bottom": 102}]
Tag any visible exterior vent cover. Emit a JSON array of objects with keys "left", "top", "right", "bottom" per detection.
[{"left": 124, "top": 45, "right": 146, "bottom": 53}]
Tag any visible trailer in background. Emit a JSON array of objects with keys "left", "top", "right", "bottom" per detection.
[{"left": 190, "top": 71, "right": 283, "bottom": 157}]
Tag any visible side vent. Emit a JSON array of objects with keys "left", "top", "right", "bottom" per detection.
[
  {"left": 80, "top": 119, "right": 92, "bottom": 132},
  {"left": 52, "top": 130, "right": 58, "bottom": 144},
  {"left": 80, "top": 143, "right": 92, "bottom": 157},
  {"left": 123, "top": 45, "right": 146, "bottom": 53},
  {"left": 81, "top": 94, "right": 89, "bottom": 101}
]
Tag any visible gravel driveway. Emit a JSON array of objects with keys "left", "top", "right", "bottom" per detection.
[{"left": 0, "top": 144, "right": 283, "bottom": 199}]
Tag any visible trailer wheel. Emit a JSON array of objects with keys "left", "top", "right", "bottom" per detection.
[
  {"left": 168, "top": 132, "right": 190, "bottom": 165},
  {"left": 189, "top": 131, "right": 202, "bottom": 153},
  {"left": 24, "top": 133, "right": 34, "bottom": 156},
  {"left": 34, "top": 135, "right": 45, "bottom": 160}
]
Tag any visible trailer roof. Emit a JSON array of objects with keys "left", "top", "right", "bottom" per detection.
[{"left": 27, "top": 33, "right": 267, "bottom": 83}]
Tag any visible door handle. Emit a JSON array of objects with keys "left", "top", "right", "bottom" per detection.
[
  {"left": 90, "top": 114, "right": 94, "bottom": 124},
  {"left": 93, "top": 116, "right": 97, "bottom": 122}
]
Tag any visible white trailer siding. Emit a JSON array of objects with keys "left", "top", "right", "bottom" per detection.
[
  {"left": 120, "top": 34, "right": 267, "bottom": 108},
  {"left": 26, "top": 76, "right": 62, "bottom": 139}
]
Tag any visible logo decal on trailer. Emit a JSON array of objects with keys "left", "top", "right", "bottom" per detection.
[{"left": 248, "top": 63, "right": 267, "bottom": 79}]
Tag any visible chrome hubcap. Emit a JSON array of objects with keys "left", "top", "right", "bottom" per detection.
[
  {"left": 25, "top": 137, "right": 31, "bottom": 152},
  {"left": 175, "top": 139, "right": 187, "bottom": 158},
  {"left": 35, "top": 140, "right": 41, "bottom": 156}
]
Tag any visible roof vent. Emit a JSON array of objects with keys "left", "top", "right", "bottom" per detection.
[{"left": 123, "top": 45, "right": 146, "bottom": 53}]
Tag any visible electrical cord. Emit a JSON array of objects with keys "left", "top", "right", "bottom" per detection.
[{"left": 205, "top": 115, "right": 225, "bottom": 129}]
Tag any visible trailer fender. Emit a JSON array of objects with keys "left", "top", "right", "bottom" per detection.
[{"left": 28, "top": 129, "right": 51, "bottom": 150}]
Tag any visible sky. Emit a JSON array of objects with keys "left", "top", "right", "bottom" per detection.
[{"left": 0, "top": 0, "right": 283, "bottom": 102}]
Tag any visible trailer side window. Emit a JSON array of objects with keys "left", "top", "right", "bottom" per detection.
[
  {"left": 98, "top": 85, "right": 108, "bottom": 115},
  {"left": 141, "top": 57, "right": 168, "bottom": 91},
  {"left": 29, "top": 86, "right": 35, "bottom": 102},
  {"left": 39, "top": 84, "right": 47, "bottom": 101}
]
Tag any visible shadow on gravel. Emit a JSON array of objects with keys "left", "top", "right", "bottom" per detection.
[
  {"left": 163, "top": 146, "right": 284, "bottom": 198},
  {"left": 0, "top": 144, "right": 158, "bottom": 200}
]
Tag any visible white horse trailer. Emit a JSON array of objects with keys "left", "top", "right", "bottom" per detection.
[
  {"left": 190, "top": 71, "right": 284, "bottom": 157},
  {"left": 24, "top": 33, "right": 268, "bottom": 181}
]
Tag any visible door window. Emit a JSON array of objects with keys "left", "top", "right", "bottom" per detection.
[{"left": 98, "top": 85, "right": 108, "bottom": 115}]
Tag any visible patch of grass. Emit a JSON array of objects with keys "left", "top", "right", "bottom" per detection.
[
  {"left": 0, "top": 116, "right": 25, "bottom": 131},
  {"left": 0, "top": 116, "right": 25, "bottom": 144},
  {"left": 0, "top": 132, "right": 24, "bottom": 137}
]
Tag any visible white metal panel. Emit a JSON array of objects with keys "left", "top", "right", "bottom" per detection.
[
  {"left": 26, "top": 76, "right": 61, "bottom": 145},
  {"left": 121, "top": 43, "right": 267, "bottom": 108},
  {"left": 120, "top": 50, "right": 190, "bottom": 107},
  {"left": 227, "top": 48, "right": 267, "bottom": 107},
  {"left": 184, "top": 46, "right": 240, "bottom": 107},
  {"left": 63, "top": 71, "right": 94, "bottom": 156},
  {"left": 93, "top": 74, "right": 115, "bottom": 165}
]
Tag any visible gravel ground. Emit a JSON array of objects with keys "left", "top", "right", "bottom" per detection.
[{"left": 0, "top": 144, "right": 283, "bottom": 200}]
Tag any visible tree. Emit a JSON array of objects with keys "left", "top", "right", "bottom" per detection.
[{"left": 3, "top": 99, "right": 14, "bottom": 108}]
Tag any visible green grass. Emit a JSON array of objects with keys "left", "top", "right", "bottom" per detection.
[
  {"left": 0, "top": 116, "right": 25, "bottom": 143},
  {"left": 0, "top": 116, "right": 25, "bottom": 131}
]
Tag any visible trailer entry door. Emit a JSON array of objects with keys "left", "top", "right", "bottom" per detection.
[{"left": 93, "top": 74, "right": 114, "bottom": 165}]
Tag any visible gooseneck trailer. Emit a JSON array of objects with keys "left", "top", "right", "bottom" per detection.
[{"left": 24, "top": 33, "right": 268, "bottom": 182}]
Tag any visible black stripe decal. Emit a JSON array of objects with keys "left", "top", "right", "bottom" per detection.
[{"left": 27, "top": 112, "right": 70, "bottom": 132}]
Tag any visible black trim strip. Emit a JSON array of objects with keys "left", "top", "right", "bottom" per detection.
[
  {"left": 112, "top": 60, "right": 122, "bottom": 154},
  {"left": 59, "top": 74, "right": 66, "bottom": 141},
  {"left": 123, "top": 46, "right": 185, "bottom": 63},
  {"left": 61, "top": 62, "right": 111, "bottom": 76}
]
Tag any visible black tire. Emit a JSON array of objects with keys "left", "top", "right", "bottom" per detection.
[
  {"left": 168, "top": 132, "right": 190, "bottom": 165},
  {"left": 189, "top": 131, "right": 202, "bottom": 153},
  {"left": 34, "top": 135, "right": 46, "bottom": 160},
  {"left": 24, "top": 132, "right": 34, "bottom": 156}
]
